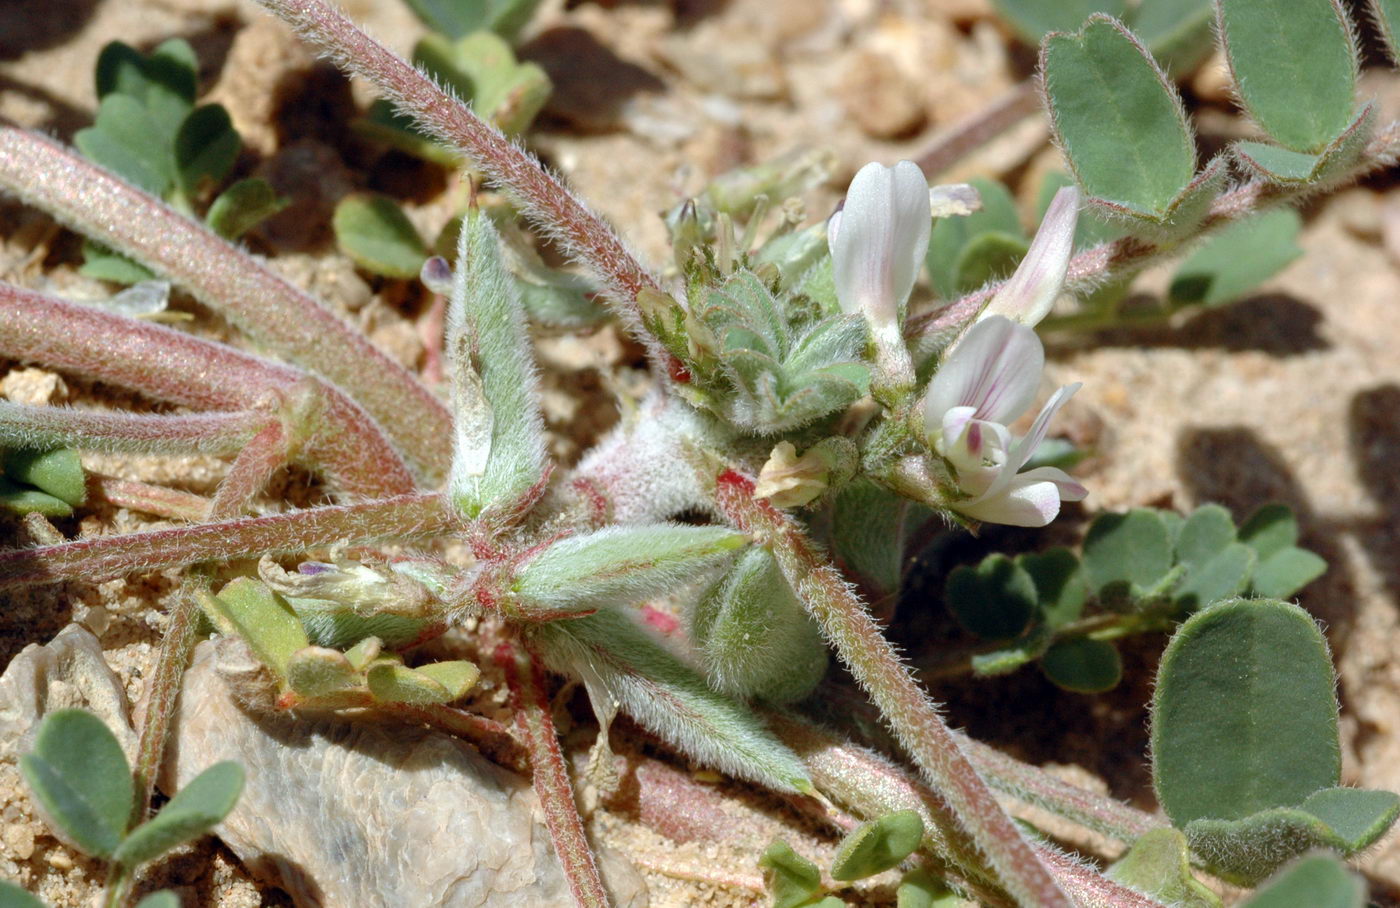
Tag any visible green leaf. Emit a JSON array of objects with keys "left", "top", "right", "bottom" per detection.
[
  {"left": 830, "top": 809, "right": 924, "bottom": 881},
  {"left": 285, "top": 646, "right": 362, "bottom": 699},
  {"left": 0, "top": 478, "right": 73, "bottom": 518},
  {"left": 114, "top": 761, "right": 243, "bottom": 866},
  {"left": 19, "top": 709, "right": 133, "bottom": 859},
  {"left": 1018, "top": 547, "right": 1086, "bottom": 628},
  {"left": 1239, "top": 504, "right": 1327, "bottom": 598},
  {"left": 759, "top": 839, "right": 822, "bottom": 908},
  {"left": 1082, "top": 509, "right": 1174, "bottom": 596},
  {"left": 0, "top": 881, "right": 48, "bottom": 908},
  {"left": 1130, "top": 0, "right": 1214, "bottom": 77},
  {"left": 945, "top": 555, "right": 1038, "bottom": 640},
  {"left": 1169, "top": 209, "right": 1303, "bottom": 308},
  {"left": 1185, "top": 807, "right": 1375, "bottom": 885},
  {"left": 354, "top": 101, "right": 463, "bottom": 167},
  {"left": 1039, "top": 637, "right": 1122, "bottom": 693},
  {"left": 173, "top": 104, "right": 240, "bottom": 197},
  {"left": 1216, "top": 0, "right": 1357, "bottom": 153},
  {"left": 1240, "top": 854, "right": 1364, "bottom": 908},
  {"left": 693, "top": 547, "right": 827, "bottom": 704},
  {"left": 1174, "top": 505, "right": 1236, "bottom": 572},
  {"left": 991, "top": 0, "right": 1128, "bottom": 43},
  {"left": 96, "top": 39, "right": 197, "bottom": 106},
  {"left": 970, "top": 629, "right": 1050, "bottom": 677},
  {"left": 533, "top": 608, "right": 813, "bottom": 794},
  {"left": 896, "top": 869, "right": 959, "bottom": 908},
  {"left": 1173, "top": 543, "right": 1254, "bottom": 611},
  {"left": 446, "top": 211, "right": 548, "bottom": 520},
  {"left": 1041, "top": 16, "right": 1195, "bottom": 219},
  {"left": 1297, "top": 786, "right": 1400, "bottom": 848},
  {"left": 951, "top": 232, "right": 1029, "bottom": 295},
  {"left": 206, "top": 178, "right": 290, "bottom": 240},
  {"left": 416, "top": 32, "right": 550, "bottom": 135},
  {"left": 926, "top": 177, "right": 1024, "bottom": 298},
  {"left": 1036, "top": 171, "right": 1122, "bottom": 250},
  {"left": 1252, "top": 548, "right": 1328, "bottom": 600},
  {"left": 80, "top": 240, "right": 156, "bottom": 285},
  {"left": 4, "top": 448, "right": 86, "bottom": 506},
  {"left": 134, "top": 893, "right": 181, "bottom": 908},
  {"left": 1152, "top": 599, "right": 1340, "bottom": 826},
  {"left": 831, "top": 480, "right": 919, "bottom": 601},
  {"left": 366, "top": 663, "right": 457, "bottom": 704},
  {"left": 204, "top": 578, "right": 310, "bottom": 677},
  {"left": 413, "top": 660, "right": 481, "bottom": 699},
  {"left": 1106, "top": 828, "right": 1221, "bottom": 908},
  {"left": 76, "top": 94, "right": 176, "bottom": 196},
  {"left": 403, "top": 0, "right": 545, "bottom": 41},
  {"left": 332, "top": 194, "right": 429, "bottom": 279},
  {"left": 512, "top": 525, "right": 747, "bottom": 617}
]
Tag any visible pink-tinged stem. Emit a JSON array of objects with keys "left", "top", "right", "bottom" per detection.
[
  {"left": 0, "top": 492, "right": 455, "bottom": 589},
  {"left": 955, "top": 732, "right": 1164, "bottom": 843},
  {"left": 130, "top": 577, "right": 205, "bottom": 825},
  {"left": 0, "top": 284, "right": 417, "bottom": 498},
  {"left": 714, "top": 470, "right": 1069, "bottom": 908},
  {"left": 498, "top": 641, "right": 611, "bottom": 908},
  {"left": 0, "top": 129, "right": 452, "bottom": 482},
  {"left": 91, "top": 476, "right": 212, "bottom": 522},
  {"left": 383, "top": 703, "right": 527, "bottom": 775},
  {"left": 773, "top": 714, "right": 1164, "bottom": 908},
  {"left": 0, "top": 401, "right": 267, "bottom": 456},
  {"left": 253, "top": 0, "right": 671, "bottom": 375},
  {"left": 209, "top": 421, "right": 292, "bottom": 516}
]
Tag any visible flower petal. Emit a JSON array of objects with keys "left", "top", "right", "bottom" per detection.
[
  {"left": 1015, "top": 466, "right": 1088, "bottom": 501},
  {"left": 1007, "top": 382, "right": 1081, "bottom": 475},
  {"left": 921, "top": 316, "right": 1044, "bottom": 430},
  {"left": 957, "top": 475, "right": 1067, "bottom": 527},
  {"left": 829, "top": 160, "right": 932, "bottom": 330},
  {"left": 978, "top": 185, "right": 1080, "bottom": 327}
]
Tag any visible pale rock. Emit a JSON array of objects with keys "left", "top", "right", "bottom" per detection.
[
  {"left": 167, "top": 640, "right": 649, "bottom": 907},
  {"left": 0, "top": 624, "right": 135, "bottom": 764},
  {"left": 0, "top": 368, "right": 66, "bottom": 407},
  {"left": 837, "top": 50, "right": 927, "bottom": 139}
]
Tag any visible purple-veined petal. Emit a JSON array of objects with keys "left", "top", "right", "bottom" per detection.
[
  {"left": 957, "top": 475, "right": 1067, "bottom": 527},
  {"left": 979, "top": 185, "right": 1080, "bottom": 327},
  {"left": 829, "top": 160, "right": 932, "bottom": 330},
  {"left": 941, "top": 415, "right": 1011, "bottom": 498},
  {"left": 921, "top": 316, "right": 1044, "bottom": 431},
  {"left": 1007, "top": 382, "right": 1081, "bottom": 474}
]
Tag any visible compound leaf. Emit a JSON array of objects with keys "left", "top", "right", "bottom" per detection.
[
  {"left": 114, "top": 761, "right": 243, "bottom": 866},
  {"left": 19, "top": 709, "right": 132, "bottom": 859}
]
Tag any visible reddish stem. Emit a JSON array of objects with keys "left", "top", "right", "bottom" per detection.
[
  {"left": 91, "top": 476, "right": 212, "bottom": 522},
  {"left": 0, "top": 492, "right": 455, "bottom": 589},
  {"left": 0, "top": 401, "right": 268, "bottom": 456},
  {"left": 209, "top": 421, "right": 292, "bottom": 516},
  {"left": 714, "top": 470, "right": 1069, "bottom": 907},
  {"left": 0, "top": 284, "right": 416, "bottom": 497},
  {"left": 254, "top": 0, "right": 670, "bottom": 376},
  {"left": 914, "top": 81, "right": 1042, "bottom": 178},
  {"left": 498, "top": 641, "right": 611, "bottom": 908},
  {"left": 0, "top": 129, "right": 452, "bottom": 482}
]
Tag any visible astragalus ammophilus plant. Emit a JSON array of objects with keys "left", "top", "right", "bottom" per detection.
[{"left": 1, "top": 0, "right": 1398, "bottom": 905}]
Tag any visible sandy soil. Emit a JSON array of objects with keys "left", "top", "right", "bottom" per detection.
[{"left": 2, "top": 0, "right": 1400, "bottom": 905}]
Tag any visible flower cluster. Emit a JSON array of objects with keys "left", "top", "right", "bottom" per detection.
[{"left": 830, "top": 160, "right": 1085, "bottom": 526}]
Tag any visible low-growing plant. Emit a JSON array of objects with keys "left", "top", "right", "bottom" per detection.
[
  {"left": 0, "top": 0, "right": 1397, "bottom": 905},
  {"left": 6, "top": 709, "right": 242, "bottom": 908}
]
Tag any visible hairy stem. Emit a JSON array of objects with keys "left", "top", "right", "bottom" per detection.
[
  {"left": 382, "top": 703, "right": 527, "bottom": 774},
  {"left": 0, "top": 129, "right": 452, "bottom": 482},
  {"left": 0, "top": 400, "right": 267, "bottom": 456},
  {"left": 91, "top": 476, "right": 212, "bottom": 522},
  {"left": 209, "top": 421, "right": 291, "bottom": 516},
  {"left": 0, "top": 492, "right": 455, "bottom": 589},
  {"left": 713, "top": 470, "right": 1069, "bottom": 908},
  {"left": 0, "top": 283, "right": 417, "bottom": 497},
  {"left": 907, "top": 127, "right": 1400, "bottom": 353},
  {"left": 773, "top": 714, "right": 1164, "bottom": 908},
  {"left": 130, "top": 578, "right": 205, "bottom": 824},
  {"left": 252, "top": 0, "right": 671, "bottom": 375},
  {"left": 499, "top": 641, "right": 610, "bottom": 908},
  {"left": 955, "top": 732, "right": 1165, "bottom": 844}
]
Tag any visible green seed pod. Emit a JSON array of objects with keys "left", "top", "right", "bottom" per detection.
[{"left": 692, "top": 547, "right": 827, "bottom": 704}]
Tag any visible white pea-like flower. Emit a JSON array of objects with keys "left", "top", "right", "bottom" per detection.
[
  {"left": 977, "top": 185, "right": 1081, "bottom": 327},
  {"left": 828, "top": 160, "right": 932, "bottom": 344},
  {"left": 921, "top": 315, "right": 1086, "bottom": 527}
]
